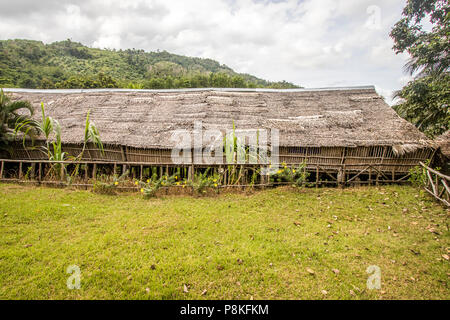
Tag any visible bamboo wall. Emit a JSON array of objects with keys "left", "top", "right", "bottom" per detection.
[{"left": 8, "top": 142, "right": 434, "bottom": 174}]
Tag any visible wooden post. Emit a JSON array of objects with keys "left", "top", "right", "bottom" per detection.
[
  {"left": 140, "top": 165, "right": 143, "bottom": 181},
  {"left": 368, "top": 167, "right": 372, "bottom": 186},
  {"left": 30, "top": 163, "right": 36, "bottom": 180},
  {"left": 122, "top": 164, "right": 127, "bottom": 175},
  {"left": 316, "top": 165, "right": 319, "bottom": 188},
  {"left": 260, "top": 166, "right": 264, "bottom": 186},
  {"left": 190, "top": 148, "right": 194, "bottom": 180},
  {"left": 84, "top": 164, "right": 88, "bottom": 180},
  {"left": 0, "top": 161, "right": 4, "bottom": 179},
  {"left": 92, "top": 163, "right": 97, "bottom": 181},
  {"left": 38, "top": 163, "right": 42, "bottom": 181},
  {"left": 343, "top": 165, "right": 346, "bottom": 186},
  {"left": 121, "top": 146, "right": 127, "bottom": 161},
  {"left": 60, "top": 164, "right": 65, "bottom": 181},
  {"left": 19, "top": 162, "right": 23, "bottom": 179},
  {"left": 113, "top": 163, "right": 117, "bottom": 175}
]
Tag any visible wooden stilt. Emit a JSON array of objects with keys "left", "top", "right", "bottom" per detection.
[
  {"left": 19, "top": 162, "right": 23, "bottom": 179},
  {"left": 93, "top": 163, "right": 97, "bottom": 180},
  {"left": 38, "top": 163, "right": 42, "bottom": 181},
  {"left": 0, "top": 161, "right": 4, "bottom": 179},
  {"left": 316, "top": 165, "right": 319, "bottom": 188},
  {"left": 31, "top": 163, "right": 36, "bottom": 180},
  {"left": 60, "top": 164, "right": 65, "bottom": 181},
  {"left": 140, "top": 165, "right": 143, "bottom": 181}
]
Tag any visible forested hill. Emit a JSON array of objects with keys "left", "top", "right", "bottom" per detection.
[{"left": 0, "top": 39, "right": 299, "bottom": 89}]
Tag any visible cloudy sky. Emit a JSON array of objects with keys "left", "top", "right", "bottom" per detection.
[{"left": 0, "top": 0, "right": 412, "bottom": 103}]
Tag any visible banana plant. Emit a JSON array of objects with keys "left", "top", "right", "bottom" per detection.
[{"left": 1, "top": 89, "right": 38, "bottom": 153}]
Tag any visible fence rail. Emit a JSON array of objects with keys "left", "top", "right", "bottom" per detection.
[
  {"left": 420, "top": 162, "right": 450, "bottom": 207},
  {"left": 0, "top": 158, "right": 414, "bottom": 189}
]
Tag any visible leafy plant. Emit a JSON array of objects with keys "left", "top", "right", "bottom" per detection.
[
  {"left": 390, "top": 0, "right": 449, "bottom": 137},
  {"left": 18, "top": 102, "right": 104, "bottom": 180},
  {"left": 409, "top": 164, "right": 428, "bottom": 187},
  {"left": 271, "top": 162, "right": 310, "bottom": 187},
  {"left": 71, "top": 110, "right": 104, "bottom": 178},
  {"left": 408, "top": 159, "right": 441, "bottom": 187},
  {"left": 93, "top": 170, "right": 129, "bottom": 195},
  {"left": 187, "top": 169, "right": 220, "bottom": 195},
  {"left": 1, "top": 89, "right": 38, "bottom": 153},
  {"left": 138, "top": 174, "right": 177, "bottom": 198}
]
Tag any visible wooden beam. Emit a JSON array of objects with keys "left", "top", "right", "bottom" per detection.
[
  {"left": 420, "top": 162, "right": 450, "bottom": 181},
  {"left": 19, "top": 162, "right": 23, "bottom": 179},
  {"left": 426, "top": 169, "right": 437, "bottom": 195},
  {"left": 92, "top": 163, "right": 97, "bottom": 181},
  {"left": 60, "top": 164, "right": 65, "bottom": 181}
]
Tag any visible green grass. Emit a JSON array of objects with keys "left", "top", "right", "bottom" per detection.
[{"left": 0, "top": 183, "right": 448, "bottom": 300}]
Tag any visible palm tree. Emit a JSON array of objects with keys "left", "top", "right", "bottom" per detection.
[{"left": 0, "top": 89, "right": 38, "bottom": 154}]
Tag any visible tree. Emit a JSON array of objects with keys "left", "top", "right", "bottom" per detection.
[
  {"left": 393, "top": 74, "right": 449, "bottom": 137},
  {"left": 390, "top": 0, "right": 449, "bottom": 137},
  {"left": 0, "top": 89, "right": 38, "bottom": 153},
  {"left": 390, "top": 0, "right": 449, "bottom": 77}
]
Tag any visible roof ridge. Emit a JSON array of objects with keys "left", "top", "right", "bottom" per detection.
[{"left": 3, "top": 86, "right": 376, "bottom": 94}]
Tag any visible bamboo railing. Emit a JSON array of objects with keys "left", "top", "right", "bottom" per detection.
[
  {"left": 0, "top": 158, "right": 414, "bottom": 190},
  {"left": 420, "top": 162, "right": 450, "bottom": 207}
]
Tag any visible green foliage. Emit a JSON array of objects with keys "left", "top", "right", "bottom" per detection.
[
  {"left": 0, "top": 39, "right": 300, "bottom": 89},
  {"left": 93, "top": 170, "right": 129, "bottom": 195},
  {"left": 390, "top": 0, "right": 449, "bottom": 137},
  {"left": 409, "top": 160, "right": 441, "bottom": 187},
  {"left": 390, "top": 0, "right": 449, "bottom": 77},
  {"left": 21, "top": 101, "right": 104, "bottom": 180},
  {"left": 393, "top": 74, "right": 449, "bottom": 137},
  {"left": 138, "top": 174, "right": 177, "bottom": 198},
  {"left": 187, "top": 169, "right": 220, "bottom": 195},
  {"left": 271, "top": 162, "right": 310, "bottom": 187},
  {"left": 0, "top": 89, "right": 38, "bottom": 153},
  {"left": 409, "top": 164, "right": 428, "bottom": 187}
]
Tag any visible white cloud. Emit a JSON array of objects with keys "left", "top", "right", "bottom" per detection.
[{"left": 0, "top": 0, "right": 411, "bottom": 104}]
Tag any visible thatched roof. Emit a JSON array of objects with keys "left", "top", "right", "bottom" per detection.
[
  {"left": 436, "top": 130, "right": 450, "bottom": 158},
  {"left": 6, "top": 87, "right": 432, "bottom": 151}
]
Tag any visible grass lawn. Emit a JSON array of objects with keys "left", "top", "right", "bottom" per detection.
[{"left": 0, "top": 183, "right": 448, "bottom": 300}]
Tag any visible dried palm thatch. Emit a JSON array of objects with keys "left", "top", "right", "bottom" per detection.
[
  {"left": 5, "top": 87, "right": 432, "bottom": 153},
  {"left": 436, "top": 130, "right": 450, "bottom": 158}
]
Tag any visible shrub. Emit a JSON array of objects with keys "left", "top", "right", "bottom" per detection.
[
  {"left": 138, "top": 174, "right": 176, "bottom": 199},
  {"left": 409, "top": 160, "right": 440, "bottom": 187},
  {"left": 272, "top": 162, "right": 310, "bottom": 187},
  {"left": 92, "top": 170, "right": 129, "bottom": 195},
  {"left": 186, "top": 169, "right": 220, "bottom": 195}
]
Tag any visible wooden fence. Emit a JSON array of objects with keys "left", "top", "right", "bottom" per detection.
[
  {"left": 0, "top": 158, "right": 414, "bottom": 189},
  {"left": 420, "top": 162, "right": 450, "bottom": 207}
]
